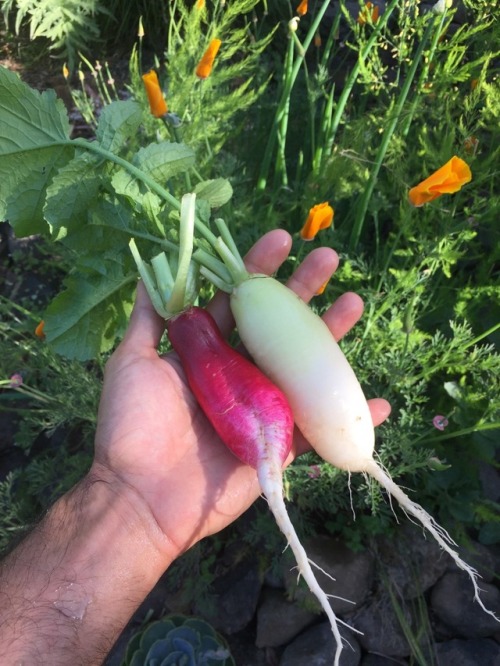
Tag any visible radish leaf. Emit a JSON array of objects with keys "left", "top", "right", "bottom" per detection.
[
  {"left": 194, "top": 179, "right": 233, "bottom": 208},
  {"left": 44, "top": 262, "right": 135, "bottom": 360},
  {"left": 95, "top": 100, "right": 143, "bottom": 153},
  {"left": 0, "top": 66, "right": 73, "bottom": 235},
  {"left": 44, "top": 153, "right": 103, "bottom": 240}
]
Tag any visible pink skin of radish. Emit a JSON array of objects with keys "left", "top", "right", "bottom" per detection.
[
  {"left": 167, "top": 305, "right": 349, "bottom": 665},
  {"left": 167, "top": 306, "right": 293, "bottom": 468}
]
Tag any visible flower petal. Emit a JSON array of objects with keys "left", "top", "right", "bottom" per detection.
[
  {"left": 300, "top": 202, "right": 334, "bottom": 240},
  {"left": 408, "top": 156, "right": 472, "bottom": 207},
  {"left": 296, "top": 0, "right": 308, "bottom": 16},
  {"left": 142, "top": 70, "right": 168, "bottom": 118},
  {"left": 195, "top": 39, "right": 222, "bottom": 80}
]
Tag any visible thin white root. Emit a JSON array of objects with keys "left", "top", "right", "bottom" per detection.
[
  {"left": 258, "top": 456, "right": 349, "bottom": 666},
  {"left": 366, "top": 459, "right": 500, "bottom": 622}
]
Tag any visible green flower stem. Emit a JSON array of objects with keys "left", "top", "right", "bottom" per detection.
[
  {"left": 415, "top": 421, "right": 500, "bottom": 446},
  {"left": 358, "top": 222, "right": 407, "bottom": 348},
  {"left": 319, "top": 10, "right": 342, "bottom": 71},
  {"left": 0, "top": 383, "right": 54, "bottom": 404},
  {"left": 401, "top": 11, "right": 449, "bottom": 137},
  {"left": 348, "top": 15, "right": 438, "bottom": 251},
  {"left": 326, "top": 0, "right": 401, "bottom": 156},
  {"left": 256, "top": 0, "right": 332, "bottom": 194},
  {"left": 464, "top": 322, "right": 500, "bottom": 349},
  {"left": 274, "top": 36, "right": 294, "bottom": 189},
  {"left": 313, "top": 82, "right": 335, "bottom": 175},
  {"left": 162, "top": 117, "right": 193, "bottom": 191}
]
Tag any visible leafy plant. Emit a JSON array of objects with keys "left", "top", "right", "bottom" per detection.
[
  {"left": 129, "top": 0, "right": 276, "bottom": 168},
  {"left": 0, "top": 0, "right": 109, "bottom": 68},
  {"left": 0, "top": 65, "right": 234, "bottom": 359},
  {"left": 122, "top": 614, "right": 235, "bottom": 666}
]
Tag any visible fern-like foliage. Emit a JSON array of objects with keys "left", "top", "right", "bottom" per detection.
[
  {"left": 129, "top": 0, "right": 276, "bottom": 169},
  {"left": 1, "top": 0, "right": 109, "bottom": 68}
]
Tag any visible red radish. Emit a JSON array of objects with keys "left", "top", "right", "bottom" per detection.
[
  {"left": 167, "top": 305, "right": 350, "bottom": 665},
  {"left": 167, "top": 306, "right": 293, "bottom": 468}
]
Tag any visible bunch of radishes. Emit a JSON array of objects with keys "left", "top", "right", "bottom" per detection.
[{"left": 130, "top": 193, "right": 497, "bottom": 666}]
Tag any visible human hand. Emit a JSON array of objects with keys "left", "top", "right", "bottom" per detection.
[{"left": 92, "top": 230, "right": 391, "bottom": 561}]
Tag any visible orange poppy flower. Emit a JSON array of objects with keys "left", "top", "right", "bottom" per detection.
[
  {"left": 408, "top": 156, "right": 472, "bottom": 207},
  {"left": 358, "top": 2, "right": 379, "bottom": 24},
  {"left": 300, "top": 203, "right": 334, "bottom": 241},
  {"left": 35, "top": 320, "right": 46, "bottom": 340},
  {"left": 142, "top": 70, "right": 168, "bottom": 118},
  {"left": 315, "top": 279, "right": 330, "bottom": 296},
  {"left": 195, "top": 39, "right": 222, "bottom": 79},
  {"left": 296, "top": 0, "right": 308, "bottom": 16}
]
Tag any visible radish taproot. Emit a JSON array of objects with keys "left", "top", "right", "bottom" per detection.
[{"left": 166, "top": 305, "right": 349, "bottom": 665}]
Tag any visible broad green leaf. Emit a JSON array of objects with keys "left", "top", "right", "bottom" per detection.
[
  {"left": 108, "top": 172, "right": 168, "bottom": 237},
  {"left": 134, "top": 142, "right": 195, "bottom": 182},
  {"left": 194, "top": 178, "right": 233, "bottom": 208},
  {"left": 58, "top": 197, "right": 136, "bottom": 255},
  {"left": 0, "top": 145, "right": 74, "bottom": 236},
  {"left": 89, "top": 196, "right": 137, "bottom": 233},
  {"left": 0, "top": 66, "right": 71, "bottom": 150},
  {"left": 96, "top": 100, "right": 143, "bottom": 153},
  {"left": 141, "top": 192, "right": 167, "bottom": 237},
  {"left": 44, "top": 153, "right": 103, "bottom": 240},
  {"left": 0, "top": 66, "right": 73, "bottom": 235},
  {"left": 44, "top": 262, "right": 135, "bottom": 360},
  {"left": 111, "top": 168, "right": 142, "bottom": 206}
]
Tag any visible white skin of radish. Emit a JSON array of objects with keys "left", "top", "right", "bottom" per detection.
[
  {"left": 231, "top": 274, "right": 374, "bottom": 473},
  {"left": 231, "top": 275, "right": 499, "bottom": 630}
]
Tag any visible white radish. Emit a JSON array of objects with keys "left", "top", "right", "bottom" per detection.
[{"left": 230, "top": 273, "right": 498, "bottom": 627}]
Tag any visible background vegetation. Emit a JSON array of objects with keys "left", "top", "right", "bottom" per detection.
[{"left": 0, "top": 0, "right": 498, "bottom": 600}]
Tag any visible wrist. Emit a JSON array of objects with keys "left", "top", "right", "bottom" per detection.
[
  {"left": 0, "top": 466, "right": 174, "bottom": 665},
  {"left": 85, "top": 461, "right": 181, "bottom": 564}
]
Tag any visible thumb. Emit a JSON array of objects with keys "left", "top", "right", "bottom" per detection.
[{"left": 121, "top": 280, "right": 166, "bottom": 351}]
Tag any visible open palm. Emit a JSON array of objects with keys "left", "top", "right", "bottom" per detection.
[{"left": 93, "top": 230, "right": 390, "bottom": 560}]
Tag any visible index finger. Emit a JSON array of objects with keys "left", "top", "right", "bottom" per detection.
[
  {"left": 207, "top": 230, "right": 339, "bottom": 337},
  {"left": 206, "top": 229, "right": 292, "bottom": 334}
]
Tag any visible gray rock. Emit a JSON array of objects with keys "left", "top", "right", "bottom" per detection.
[
  {"left": 351, "top": 592, "right": 416, "bottom": 657},
  {"left": 376, "top": 522, "right": 450, "bottom": 599},
  {"left": 256, "top": 588, "right": 317, "bottom": 648},
  {"left": 455, "top": 541, "right": 498, "bottom": 582},
  {"left": 430, "top": 572, "right": 500, "bottom": 638},
  {"left": 361, "top": 655, "right": 408, "bottom": 665},
  {"left": 195, "top": 557, "right": 263, "bottom": 635},
  {"left": 479, "top": 461, "right": 500, "bottom": 503},
  {"left": 280, "top": 622, "right": 362, "bottom": 666},
  {"left": 432, "top": 637, "right": 500, "bottom": 665},
  {"left": 284, "top": 535, "right": 375, "bottom": 615}
]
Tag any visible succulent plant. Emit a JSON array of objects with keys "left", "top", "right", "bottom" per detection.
[{"left": 122, "top": 614, "right": 236, "bottom": 666}]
